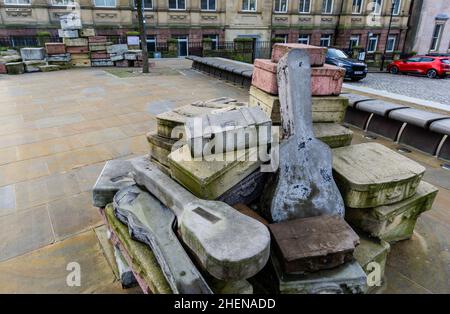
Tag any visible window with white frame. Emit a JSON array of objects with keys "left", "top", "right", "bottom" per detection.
[
  {"left": 4, "top": 0, "right": 31, "bottom": 4},
  {"left": 392, "top": 0, "right": 401, "bottom": 15},
  {"left": 320, "top": 34, "right": 332, "bottom": 47},
  {"left": 298, "top": 34, "right": 310, "bottom": 45},
  {"left": 203, "top": 34, "right": 219, "bottom": 49},
  {"left": 169, "top": 0, "right": 186, "bottom": 10},
  {"left": 322, "top": 0, "right": 333, "bottom": 14},
  {"left": 349, "top": 35, "right": 360, "bottom": 48},
  {"left": 430, "top": 24, "right": 443, "bottom": 51},
  {"left": 274, "top": 0, "right": 288, "bottom": 13},
  {"left": 52, "top": 0, "right": 75, "bottom": 6},
  {"left": 367, "top": 35, "right": 378, "bottom": 53},
  {"left": 386, "top": 35, "right": 396, "bottom": 52},
  {"left": 371, "top": 0, "right": 383, "bottom": 14},
  {"left": 242, "top": 0, "right": 257, "bottom": 11},
  {"left": 352, "top": 0, "right": 363, "bottom": 14},
  {"left": 201, "top": 0, "right": 216, "bottom": 11},
  {"left": 134, "top": 0, "right": 153, "bottom": 9},
  {"left": 94, "top": 0, "right": 116, "bottom": 7},
  {"left": 299, "top": 0, "right": 310, "bottom": 13}
]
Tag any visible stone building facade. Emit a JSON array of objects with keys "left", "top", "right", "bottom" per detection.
[
  {"left": 405, "top": 0, "right": 450, "bottom": 55},
  {"left": 0, "top": 0, "right": 412, "bottom": 54}
]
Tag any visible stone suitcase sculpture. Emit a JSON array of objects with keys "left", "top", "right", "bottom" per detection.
[
  {"left": 262, "top": 49, "right": 345, "bottom": 222},
  {"left": 113, "top": 185, "right": 212, "bottom": 294},
  {"left": 313, "top": 123, "right": 353, "bottom": 149},
  {"left": 269, "top": 215, "right": 359, "bottom": 274},
  {"left": 147, "top": 132, "right": 178, "bottom": 168},
  {"left": 333, "top": 143, "right": 426, "bottom": 208},
  {"left": 20, "top": 48, "right": 45, "bottom": 61},
  {"left": 185, "top": 106, "right": 271, "bottom": 158},
  {"left": 346, "top": 181, "right": 438, "bottom": 243},
  {"left": 131, "top": 156, "right": 271, "bottom": 281},
  {"left": 45, "top": 43, "right": 66, "bottom": 55},
  {"left": 271, "top": 43, "right": 327, "bottom": 65}
]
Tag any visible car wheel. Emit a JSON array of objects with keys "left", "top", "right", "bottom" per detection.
[
  {"left": 427, "top": 69, "right": 438, "bottom": 79},
  {"left": 389, "top": 66, "right": 399, "bottom": 74}
]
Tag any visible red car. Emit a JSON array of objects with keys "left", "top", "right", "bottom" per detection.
[{"left": 387, "top": 55, "right": 450, "bottom": 79}]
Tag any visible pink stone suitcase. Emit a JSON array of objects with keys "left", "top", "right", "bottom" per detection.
[
  {"left": 45, "top": 43, "right": 66, "bottom": 55},
  {"left": 91, "top": 52, "right": 109, "bottom": 59},
  {"left": 271, "top": 43, "right": 327, "bottom": 66},
  {"left": 88, "top": 36, "right": 107, "bottom": 43},
  {"left": 252, "top": 59, "right": 345, "bottom": 96},
  {"left": 0, "top": 63, "right": 7, "bottom": 74}
]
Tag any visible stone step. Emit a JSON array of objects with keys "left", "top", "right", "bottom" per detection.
[
  {"left": 346, "top": 181, "right": 438, "bottom": 243},
  {"left": 333, "top": 143, "right": 426, "bottom": 208},
  {"left": 269, "top": 215, "right": 359, "bottom": 274},
  {"left": 314, "top": 123, "right": 353, "bottom": 148}
]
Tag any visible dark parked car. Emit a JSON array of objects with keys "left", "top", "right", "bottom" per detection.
[
  {"left": 325, "top": 48, "right": 368, "bottom": 81},
  {"left": 387, "top": 55, "right": 450, "bottom": 78}
]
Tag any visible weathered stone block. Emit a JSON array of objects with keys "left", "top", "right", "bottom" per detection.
[
  {"left": 252, "top": 59, "right": 345, "bottom": 96},
  {"left": 124, "top": 52, "right": 138, "bottom": 60},
  {"left": 38, "top": 65, "right": 60, "bottom": 72},
  {"left": 249, "top": 86, "right": 349, "bottom": 123},
  {"left": 57, "top": 29, "right": 79, "bottom": 38},
  {"left": 66, "top": 46, "right": 89, "bottom": 54},
  {"left": 107, "top": 44, "right": 128, "bottom": 55},
  {"left": 24, "top": 60, "right": 46, "bottom": 73},
  {"left": 314, "top": 123, "right": 353, "bottom": 148},
  {"left": 333, "top": 143, "right": 426, "bottom": 208},
  {"left": 90, "top": 52, "right": 109, "bottom": 59},
  {"left": 269, "top": 215, "right": 359, "bottom": 274},
  {"left": 88, "top": 36, "right": 107, "bottom": 43},
  {"left": 47, "top": 53, "right": 71, "bottom": 62},
  {"left": 6, "top": 62, "right": 24, "bottom": 75},
  {"left": 0, "top": 63, "right": 7, "bottom": 74},
  {"left": 271, "top": 43, "right": 327, "bottom": 66},
  {"left": 89, "top": 43, "right": 111, "bottom": 52},
  {"left": 48, "top": 61, "right": 72, "bottom": 70},
  {"left": 168, "top": 145, "right": 261, "bottom": 200},
  {"left": 70, "top": 53, "right": 90, "bottom": 60},
  {"left": 60, "top": 13, "right": 82, "bottom": 30},
  {"left": 20, "top": 48, "right": 45, "bottom": 61},
  {"left": 79, "top": 28, "right": 95, "bottom": 37},
  {"left": 63, "top": 37, "right": 88, "bottom": 47},
  {"left": 45, "top": 43, "right": 66, "bottom": 55},
  {"left": 115, "top": 59, "right": 129, "bottom": 67},
  {"left": 111, "top": 54, "right": 125, "bottom": 62},
  {"left": 147, "top": 132, "right": 179, "bottom": 168},
  {"left": 346, "top": 181, "right": 438, "bottom": 243},
  {"left": 217, "top": 170, "right": 268, "bottom": 206},
  {"left": 91, "top": 60, "right": 114, "bottom": 67}
]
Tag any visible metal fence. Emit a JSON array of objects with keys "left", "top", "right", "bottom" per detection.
[{"left": 0, "top": 36, "right": 62, "bottom": 48}]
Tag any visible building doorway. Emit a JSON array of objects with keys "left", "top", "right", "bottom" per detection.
[{"left": 176, "top": 36, "right": 189, "bottom": 57}]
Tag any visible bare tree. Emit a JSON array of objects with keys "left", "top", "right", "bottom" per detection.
[{"left": 136, "top": 0, "right": 149, "bottom": 73}]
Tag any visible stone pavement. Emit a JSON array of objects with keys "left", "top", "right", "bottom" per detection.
[
  {"left": 0, "top": 59, "right": 449, "bottom": 293},
  {"left": 347, "top": 73, "right": 450, "bottom": 107}
]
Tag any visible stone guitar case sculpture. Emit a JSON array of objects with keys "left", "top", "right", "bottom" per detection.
[
  {"left": 131, "top": 156, "right": 271, "bottom": 281},
  {"left": 262, "top": 49, "right": 345, "bottom": 222}
]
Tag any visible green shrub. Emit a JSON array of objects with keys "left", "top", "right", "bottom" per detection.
[
  {"left": 167, "top": 38, "right": 178, "bottom": 44},
  {"left": 126, "top": 31, "right": 140, "bottom": 36},
  {"left": 36, "top": 31, "right": 51, "bottom": 37},
  {"left": 233, "top": 37, "right": 254, "bottom": 42},
  {"left": 271, "top": 37, "right": 285, "bottom": 43}
]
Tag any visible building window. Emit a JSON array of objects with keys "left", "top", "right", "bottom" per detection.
[
  {"left": 299, "top": 0, "right": 310, "bottom": 13},
  {"left": 298, "top": 34, "right": 310, "bottom": 45},
  {"left": 320, "top": 34, "right": 332, "bottom": 47},
  {"left": 322, "top": 0, "right": 333, "bottom": 14},
  {"left": 242, "top": 0, "right": 257, "bottom": 11},
  {"left": 367, "top": 35, "right": 378, "bottom": 53},
  {"left": 430, "top": 24, "right": 443, "bottom": 51},
  {"left": 94, "top": 0, "right": 116, "bottom": 7},
  {"left": 4, "top": 0, "right": 31, "bottom": 4},
  {"left": 352, "top": 0, "right": 363, "bottom": 14},
  {"left": 203, "top": 34, "right": 219, "bottom": 49},
  {"left": 52, "top": 0, "right": 75, "bottom": 6},
  {"left": 371, "top": 0, "right": 383, "bottom": 15},
  {"left": 392, "top": 0, "right": 401, "bottom": 15},
  {"left": 275, "top": 34, "right": 288, "bottom": 43},
  {"left": 274, "top": 0, "right": 288, "bottom": 13},
  {"left": 169, "top": 0, "right": 186, "bottom": 10},
  {"left": 349, "top": 35, "right": 360, "bottom": 48},
  {"left": 386, "top": 35, "right": 396, "bottom": 52},
  {"left": 201, "top": 0, "right": 216, "bottom": 11},
  {"left": 134, "top": 0, "right": 153, "bottom": 9}
]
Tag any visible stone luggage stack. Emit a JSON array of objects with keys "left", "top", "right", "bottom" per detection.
[
  {"left": 58, "top": 14, "right": 91, "bottom": 67},
  {"left": 333, "top": 142, "right": 438, "bottom": 244},
  {"left": 250, "top": 43, "right": 352, "bottom": 149},
  {"left": 89, "top": 36, "right": 114, "bottom": 67},
  {"left": 45, "top": 43, "right": 71, "bottom": 70}
]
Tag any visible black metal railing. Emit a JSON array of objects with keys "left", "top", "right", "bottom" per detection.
[{"left": 0, "top": 36, "right": 62, "bottom": 48}]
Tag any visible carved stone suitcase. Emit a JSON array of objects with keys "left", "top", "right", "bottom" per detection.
[
  {"left": 252, "top": 59, "right": 345, "bottom": 96},
  {"left": 271, "top": 43, "right": 327, "bottom": 66},
  {"left": 313, "top": 123, "right": 353, "bottom": 149},
  {"left": 45, "top": 43, "right": 66, "bottom": 55},
  {"left": 269, "top": 215, "right": 359, "bottom": 274},
  {"left": 185, "top": 106, "right": 271, "bottom": 158},
  {"left": 63, "top": 37, "right": 88, "bottom": 47},
  {"left": 217, "top": 170, "right": 268, "bottom": 206},
  {"left": 333, "top": 143, "right": 426, "bottom": 208},
  {"left": 346, "top": 181, "right": 438, "bottom": 243},
  {"left": 147, "top": 132, "right": 180, "bottom": 168},
  {"left": 66, "top": 46, "right": 89, "bottom": 54},
  {"left": 168, "top": 145, "right": 261, "bottom": 200},
  {"left": 249, "top": 85, "right": 348, "bottom": 123}
]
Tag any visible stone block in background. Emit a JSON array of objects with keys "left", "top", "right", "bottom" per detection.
[
  {"left": 47, "top": 53, "right": 71, "bottom": 62},
  {"left": 63, "top": 37, "right": 88, "bottom": 47},
  {"left": 271, "top": 43, "right": 327, "bottom": 66},
  {"left": 147, "top": 132, "right": 178, "bottom": 168},
  {"left": 249, "top": 86, "right": 348, "bottom": 123},
  {"left": 353, "top": 232, "right": 390, "bottom": 288},
  {"left": 314, "top": 123, "right": 353, "bottom": 148},
  {"left": 60, "top": 13, "right": 82, "bottom": 30},
  {"left": 89, "top": 44, "right": 109, "bottom": 52},
  {"left": 71, "top": 53, "right": 90, "bottom": 60},
  {"left": 124, "top": 52, "right": 138, "bottom": 61},
  {"left": 91, "top": 60, "right": 114, "bottom": 67},
  {"left": 0, "top": 63, "right": 7, "bottom": 74},
  {"left": 270, "top": 255, "right": 367, "bottom": 294},
  {"left": 217, "top": 170, "right": 268, "bottom": 206},
  {"left": 71, "top": 59, "right": 91, "bottom": 67},
  {"left": 88, "top": 36, "right": 107, "bottom": 43},
  {"left": 113, "top": 245, "right": 137, "bottom": 289},
  {"left": 156, "top": 98, "right": 246, "bottom": 139},
  {"left": 269, "top": 215, "right": 359, "bottom": 274},
  {"left": 115, "top": 59, "right": 129, "bottom": 67},
  {"left": 333, "top": 143, "right": 426, "bottom": 209},
  {"left": 45, "top": 43, "right": 66, "bottom": 55},
  {"left": 66, "top": 46, "right": 89, "bottom": 54},
  {"left": 38, "top": 65, "right": 60, "bottom": 72},
  {"left": 79, "top": 28, "right": 95, "bottom": 37},
  {"left": 111, "top": 54, "right": 125, "bottom": 62},
  {"left": 58, "top": 29, "right": 79, "bottom": 38},
  {"left": 107, "top": 44, "right": 128, "bottom": 55},
  {"left": 48, "top": 61, "right": 72, "bottom": 70},
  {"left": 24, "top": 60, "right": 46, "bottom": 73},
  {"left": 185, "top": 106, "right": 271, "bottom": 158},
  {"left": 6, "top": 62, "right": 24, "bottom": 74},
  {"left": 168, "top": 145, "right": 261, "bottom": 200},
  {"left": 346, "top": 181, "right": 438, "bottom": 243},
  {"left": 252, "top": 59, "right": 345, "bottom": 96},
  {"left": 20, "top": 48, "right": 45, "bottom": 61},
  {"left": 90, "top": 52, "right": 109, "bottom": 59}
]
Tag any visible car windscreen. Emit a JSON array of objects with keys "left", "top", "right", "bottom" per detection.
[{"left": 327, "top": 48, "right": 348, "bottom": 59}]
